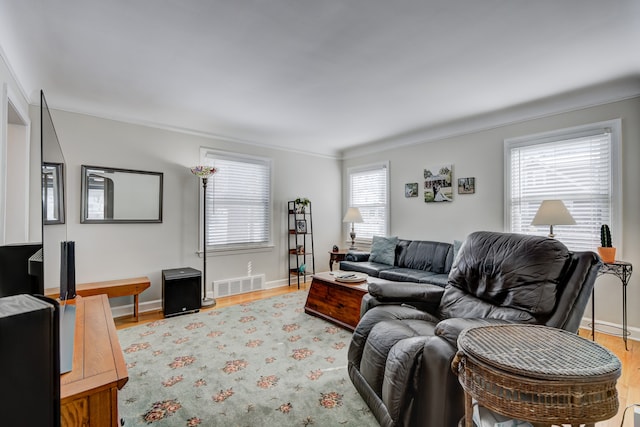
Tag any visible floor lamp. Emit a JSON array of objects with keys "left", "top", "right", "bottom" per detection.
[{"left": 191, "top": 166, "right": 217, "bottom": 307}]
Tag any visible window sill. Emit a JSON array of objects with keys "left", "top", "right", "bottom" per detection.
[{"left": 196, "top": 244, "right": 275, "bottom": 257}]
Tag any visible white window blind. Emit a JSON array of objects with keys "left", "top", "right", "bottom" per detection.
[
  {"left": 506, "top": 120, "right": 620, "bottom": 252},
  {"left": 348, "top": 163, "right": 389, "bottom": 240},
  {"left": 202, "top": 150, "right": 271, "bottom": 250}
]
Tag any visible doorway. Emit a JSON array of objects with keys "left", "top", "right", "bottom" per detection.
[{"left": 1, "top": 84, "right": 31, "bottom": 244}]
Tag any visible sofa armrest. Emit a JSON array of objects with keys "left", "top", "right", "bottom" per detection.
[
  {"left": 368, "top": 281, "right": 444, "bottom": 304},
  {"left": 434, "top": 318, "right": 518, "bottom": 348},
  {"left": 345, "top": 251, "right": 370, "bottom": 262}
]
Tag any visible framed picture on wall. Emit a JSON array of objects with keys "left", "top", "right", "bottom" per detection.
[
  {"left": 405, "top": 183, "right": 418, "bottom": 198},
  {"left": 295, "top": 219, "right": 307, "bottom": 234},
  {"left": 424, "top": 165, "right": 453, "bottom": 203},
  {"left": 458, "top": 177, "right": 475, "bottom": 194}
]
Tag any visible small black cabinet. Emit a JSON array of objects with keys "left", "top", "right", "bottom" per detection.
[{"left": 162, "top": 267, "right": 201, "bottom": 317}]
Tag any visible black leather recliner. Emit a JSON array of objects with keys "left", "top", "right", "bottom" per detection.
[{"left": 348, "top": 231, "right": 601, "bottom": 427}]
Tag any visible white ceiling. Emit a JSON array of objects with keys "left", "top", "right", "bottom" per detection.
[{"left": 1, "top": 1, "right": 639, "bottom": 157}]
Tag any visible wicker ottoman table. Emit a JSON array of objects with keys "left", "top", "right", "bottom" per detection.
[{"left": 453, "top": 324, "right": 621, "bottom": 427}]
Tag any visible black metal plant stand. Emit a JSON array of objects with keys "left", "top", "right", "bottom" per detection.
[{"left": 592, "top": 260, "right": 632, "bottom": 350}]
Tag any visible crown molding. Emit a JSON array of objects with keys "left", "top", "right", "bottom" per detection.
[
  {"left": 341, "top": 76, "right": 640, "bottom": 160},
  {"left": 0, "top": 45, "right": 31, "bottom": 111},
  {"left": 39, "top": 102, "right": 341, "bottom": 161}
]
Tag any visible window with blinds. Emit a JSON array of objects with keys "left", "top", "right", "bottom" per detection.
[
  {"left": 201, "top": 150, "right": 272, "bottom": 251},
  {"left": 505, "top": 120, "right": 621, "bottom": 252},
  {"left": 348, "top": 162, "right": 389, "bottom": 241}
]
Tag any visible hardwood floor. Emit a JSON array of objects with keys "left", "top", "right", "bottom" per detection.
[
  {"left": 114, "top": 282, "right": 312, "bottom": 330},
  {"left": 578, "top": 329, "right": 640, "bottom": 427},
  {"left": 115, "top": 283, "right": 638, "bottom": 426}
]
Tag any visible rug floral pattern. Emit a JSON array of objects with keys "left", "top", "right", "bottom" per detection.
[{"left": 118, "top": 291, "right": 376, "bottom": 426}]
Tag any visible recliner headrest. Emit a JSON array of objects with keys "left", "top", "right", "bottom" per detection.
[{"left": 442, "top": 231, "right": 570, "bottom": 319}]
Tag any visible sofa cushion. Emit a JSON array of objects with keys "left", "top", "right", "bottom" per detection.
[
  {"left": 340, "top": 260, "right": 394, "bottom": 277},
  {"left": 443, "top": 231, "right": 571, "bottom": 319},
  {"left": 396, "top": 240, "right": 453, "bottom": 274},
  {"left": 379, "top": 268, "right": 437, "bottom": 283},
  {"left": 418, "top": 273, "right": 449, "bottom": 287},
  {"left": 369, "top": 235, "right": 398, "bottom": 266}
]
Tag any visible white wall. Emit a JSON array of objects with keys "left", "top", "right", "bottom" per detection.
[
  {"left": 29, "top": 108, "right": 343, "bottom": 312},
  {"left": 4, "top": 122, "right": 30, "bottom": 243},
  {"left": 343, "top": 97, "right": 640, "bottom": 337},
  {"left": 1, "top": 53, "right": 32, "bottom": 244}
]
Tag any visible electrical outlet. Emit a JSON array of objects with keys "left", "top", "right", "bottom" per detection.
[{"left": 634, "top": 405, "right": 640, "bottom": 427}]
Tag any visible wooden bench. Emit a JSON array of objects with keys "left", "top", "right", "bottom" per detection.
[{"left": 45, "top": 276, "right": 150, "bottom": 321}]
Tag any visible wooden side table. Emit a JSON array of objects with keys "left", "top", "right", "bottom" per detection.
[
  {"left": 328, "top": 250, "right": 348, "bottom": 271},
  {"left": 453, "top": 324, "right": 621, "bottom": 427},
  {"left": 593, "top": 260, "right": 632, "bottom": 350}
]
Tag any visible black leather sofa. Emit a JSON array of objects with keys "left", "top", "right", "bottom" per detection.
[
  {"left": 339, "top": 238, "right": 455, "bottom": 287},
  {"left": 347, "top": 231, "right": 601, "bottom": 427}
]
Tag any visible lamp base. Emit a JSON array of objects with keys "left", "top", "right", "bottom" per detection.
[
  {"left": 349, "top": 231, "right": 357, "bottom": 251},
  {"left": 201, "top": 297, "right": 216, "bottom": 307}
]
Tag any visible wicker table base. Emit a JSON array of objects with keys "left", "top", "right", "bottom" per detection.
[{"left": 453, "top": 324, "right": 621, "bottom": 427}]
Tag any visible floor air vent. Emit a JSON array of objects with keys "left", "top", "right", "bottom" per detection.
[{"left": 214, "top": 274, "right": 265, "bottom": 297}]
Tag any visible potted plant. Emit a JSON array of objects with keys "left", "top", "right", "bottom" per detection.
[
  {"left": 597, "top": 224, "right": 616, "bottom": 263},
  {"left": 294, "top": 197, "right": 310, "bottom": 214}
]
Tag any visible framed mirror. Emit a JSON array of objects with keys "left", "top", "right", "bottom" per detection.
[
  {"left": 81, "top": 165, "right": 163, "bottom": 223},
  {"left": 42, "top": 162, "right": 65, "bottom": 225}
]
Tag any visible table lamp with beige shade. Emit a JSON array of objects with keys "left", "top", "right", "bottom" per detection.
[
  {"left": 531, "top": 199, "right": 576, "bottom": 238},
  {"left": 343, "top": 207, "right": 363, "bottom": 250}
]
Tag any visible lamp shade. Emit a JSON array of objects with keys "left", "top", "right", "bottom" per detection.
[
  {"left": 190, "top": 165, "right": 217, "bottom": 178},
  {"left": 531, "top": 200, "right": 576, "bottom": 226},
  {"left": 343, "top": 207, "right": 363, "bottom": 223}
]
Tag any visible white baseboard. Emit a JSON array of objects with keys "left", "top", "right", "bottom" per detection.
[
  {"left": 580, "top": 316, "right": 640, "bottom": 343},
  {"left": 110, "top": 279, "right": 296, "bottom": 319},
  {"left": 111, "top": 299, "right": 163, "bottom": 319}
]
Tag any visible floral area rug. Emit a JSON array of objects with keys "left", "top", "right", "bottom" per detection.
[{"left": 117, "top": 291, "right": 377, "bottom": 426}]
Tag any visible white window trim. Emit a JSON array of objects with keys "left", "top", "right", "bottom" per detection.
[
  {"left": 503, "top": 119, "right": 622, "bottom": 251},
  {"left": 199, "top": 147, "right": 274, "bottom": 255},
  {"left": 346, "top": 161, "right": 390, "bottom": 245}
]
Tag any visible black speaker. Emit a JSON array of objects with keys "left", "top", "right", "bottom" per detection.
[
  {"left": 162, "top": 267, "right": 201, "bottom": 317},
  {"left": 60, "top": 241, "right": 76, "bottom": 300},
  {"left": 0, "top": 294, "right": 60, "bottom": 427},
  {"left": 0, "top": 243, "right": 43, "bottom": 297}
]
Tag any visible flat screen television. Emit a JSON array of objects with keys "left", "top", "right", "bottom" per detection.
[
  {"left": 40, "top": 92, "right": 76, "bottom": 379},
  {"left": 40, "top": 90, "right": 75, "bottom": 300}
]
